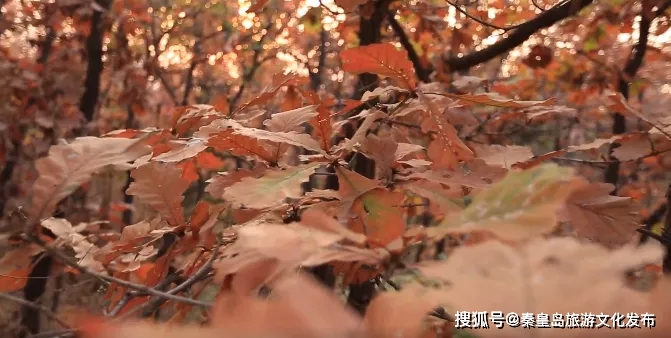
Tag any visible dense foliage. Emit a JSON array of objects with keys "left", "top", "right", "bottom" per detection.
[{"left": 1, "top": 0, "right": 671, "bottom": 337}]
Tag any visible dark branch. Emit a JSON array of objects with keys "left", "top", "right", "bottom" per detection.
[
  {"left": 444, "top": 0, "right": 594, "bottom": 72},
  {"left": 387, "top": 11, "right": 430, "bottom": 83}
]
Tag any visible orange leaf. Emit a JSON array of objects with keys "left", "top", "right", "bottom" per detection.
[
  {"left": 126, "top": 162, "right": 191, "bottom": 226},
  {"left": 177, "top": 159, "right": 200, "bottom": 183},
  {"left": 341, "top": 43, "right": 417, "bottom": 89},
  {"left": 189, "top": 201, "right": 211, "bottom": 235},
  {"left": 0, "top": 267, "right": 31, "bottom": 292},
  {"left": 195, "top": 151, "right": 226, "bottom": 170},
  {"left": 349, "top": 188, "right": 406, "bottom": 247}
]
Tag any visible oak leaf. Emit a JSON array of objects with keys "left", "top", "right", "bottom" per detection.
[
  {"left": 349, "top": 188, "right": 406, "bottom": 247},
  {"left": 440, "top": 92, "right": 557, "bottom": 108},
  {"left": 222, "top": 162, "right": 321, "bottom": 209},
  {"left": 126, "top": 162, "right": 191, "bottom": 226},
  {"left": 41, "top": 218, "right": 103, "bottom": 271},
  {"left": 427, "top": 163, "right": 580, "bottom": 241},
  {"left": 470, "top": 143, "right": 534, "bottom": 169},
  {"left": 29, "top": 137, "right": 151, "bottom": 224},
  {"left": 418, "top": 91, "right": 474, "bottom": 169},
  {"left": 152, "top": 139, "right": 208, "bottom": 163},
  {"left": 264, "top": 105, "right": 319, "bottom": 132},
  {"left": 559, "top": 181, "right": 640, "bottom": 247},
  {"left": 205, "top": 165, "right": 268, "bottom": 199},
  {"left": 233, "top": 73, "right": 308, "bottom": 115},
  {"left": 341, "top": 43, "right": 417, "bottom": 89}
]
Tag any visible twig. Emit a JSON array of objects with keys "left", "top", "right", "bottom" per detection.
[
  {"left": 387, "top": 11, "right": 430, "bottom": 83},
  {"left": 25, "top": 234, "right": 211, "bottom": 308},
  {"left": 116, "top": 236, "right": 223, "bottom": 320},
  {"left": 0, "top": 292, "right": 70, "bottom": 329}
]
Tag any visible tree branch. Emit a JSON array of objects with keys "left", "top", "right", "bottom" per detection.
[
  {"left": 0, "top": 292, "right": 70, "bottom": 329},
  {"left": 443, "top": 0, "right": 594, "bottom": 72},
  {"left": 387, "top": 11, "right": 430, "bottom": 83}
]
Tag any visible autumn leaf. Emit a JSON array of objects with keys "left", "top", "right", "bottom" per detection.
[
  {"left": 233, "top": 73, "right": 308, "bottom": 115},
  {"left": 41, "top": 218, "right": 103, "bottom": 271},
  {"left": 402, "top": 159, "right": 506, "bottom": 193},
  {"left": 439, "top": 92, "right": 557, "bottom": 108},
  {"left": 126, "top": 162, "right": 191, "bottom": 226},
  {"left": 400, "top": 180, "right": 466, "bottom": 217},
  {"left": 364, "top": 287, "right": 445, "bottom": 338},
  {"left": 212, "top": 273, "right": 364, "bottom": 337},
  {"left": 222, "top": 162, "right": 321, "bottom": 209},
  {"left": 205, "top": 165, "right": 268, "bottom": 199},
  {"left": 232, "top": 126, "right": 326, "bottom": 154},
  {"left": 341, "top": 43, "right": 417, "bottom": 89},
  {"left": 264, "top": 105, "right": 319, "bottom": 132},
  {"left": 0, "top": 245, "right": 42, "bottom": 292},
  {"left": 196, "top": 120, "right": 276, "bottom": 163},
  {"left": 29, "top": 137, "right": 151, "bottom": 225},
  {"left": 418, "top": 91, "right": 474, "bottom": 170},
  {"left": 152, "top": 139, "right": 208, "bottom": 163},
  {"left": 348, "top": 188, "right": 406, "bottom": 247},
  {"left": 214, "top": 221, "right": 387, "bottom": 288},
  {"left": 427, "top": 163, "right": 580, "bottom": 241},
  {"left": 559, "top": 181, "right": 640, "bottom": 247},
  {"left": 308, "top": 102, "right": 334, "bottom": 152},
  {"left": 608, "top": 91, "right": 671, "bottom": 139},
  {"left": 416, "top": 237, "right": 662, "bottom": 337},
  {"left": 469, "top": 143, "right": 534, "bottom": 169},
  {"left": 171, "top": 105, "right": 224, "bottom": 136}
]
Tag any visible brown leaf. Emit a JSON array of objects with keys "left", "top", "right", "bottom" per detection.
[
  {"left": 29, "top": 137, "right": 151, "bottom": 224},
  {"left": 349, "top": 188, "right": 406, "bottom": 247},
  {"left": 440, "top": 92, "right": 557, "bottom": 108},
  {"left": 300, "top": 208, "right": 367, "bottom": 245},
  {"left": 233, "top": 73, "right": 308, "bottom": 115},
  {"left": 223, "top": 163, "right": 321, "bottom": 209},
  {"left": 470, "top": 143, "right": 534, "bottom": 169},
  {"left": 341, "top": 43, "right": 417, "bottom": 89},
  {"left": 212, "top": 273, "right": 364, "bottom": 337},
  {"left": 197, "top": 120, "right": 276, "bottom": 163},
  {"left": 264, "top": 105, "right": 319, "bottom": 132},
  {"left": 418, "top": 91, "right": 474, "bottom": 169},
  {"left": 559, "top": 181, "right": 640, "bottom": 247},
  {"left": 364, "top": 287, "right": 444, "bottom": 338},
  {"left": 152, "top": 139, "right": 208, "bottom": 163},
  {"left": 205, "top": 165, "right": 268, "bottom": 199},
  {"left": 126, "top": 162, "right": 191, "bottom": 226},
  {"left": 246, "top": 0, "right": 269, "bottom": 13}
]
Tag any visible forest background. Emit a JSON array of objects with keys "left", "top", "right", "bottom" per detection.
[{"left": 2, "top": 0, "right": 671, "bottom": 337}]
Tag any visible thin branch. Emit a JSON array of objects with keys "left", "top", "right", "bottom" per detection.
[
  {"left": 24, "top": 233, "right": 211, "bottom": 308},
  {"left": 445, "top": 0, "right": 556, "bottom": 31},
  {"left": 229, "top": 19, "right": 276, "bottom": 113},
  {"left": 387, "top": 11, "right": 430, "bottom": 83},
  {"left": 132, "top": 238, "right": 223, "bottom": 319},
  {"left": 0, "top": 292, "right": 70, "bottom": 329}
]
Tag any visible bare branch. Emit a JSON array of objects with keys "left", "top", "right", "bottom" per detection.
[
  {"left": 387, "top": 11, "right": 430, "bottom": 83},
  {"left": 0, "top": 292, "right": 71, "bottom": 329},
  {"left": 444, "top": 0, "right": 594, "bottom": 72}
]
